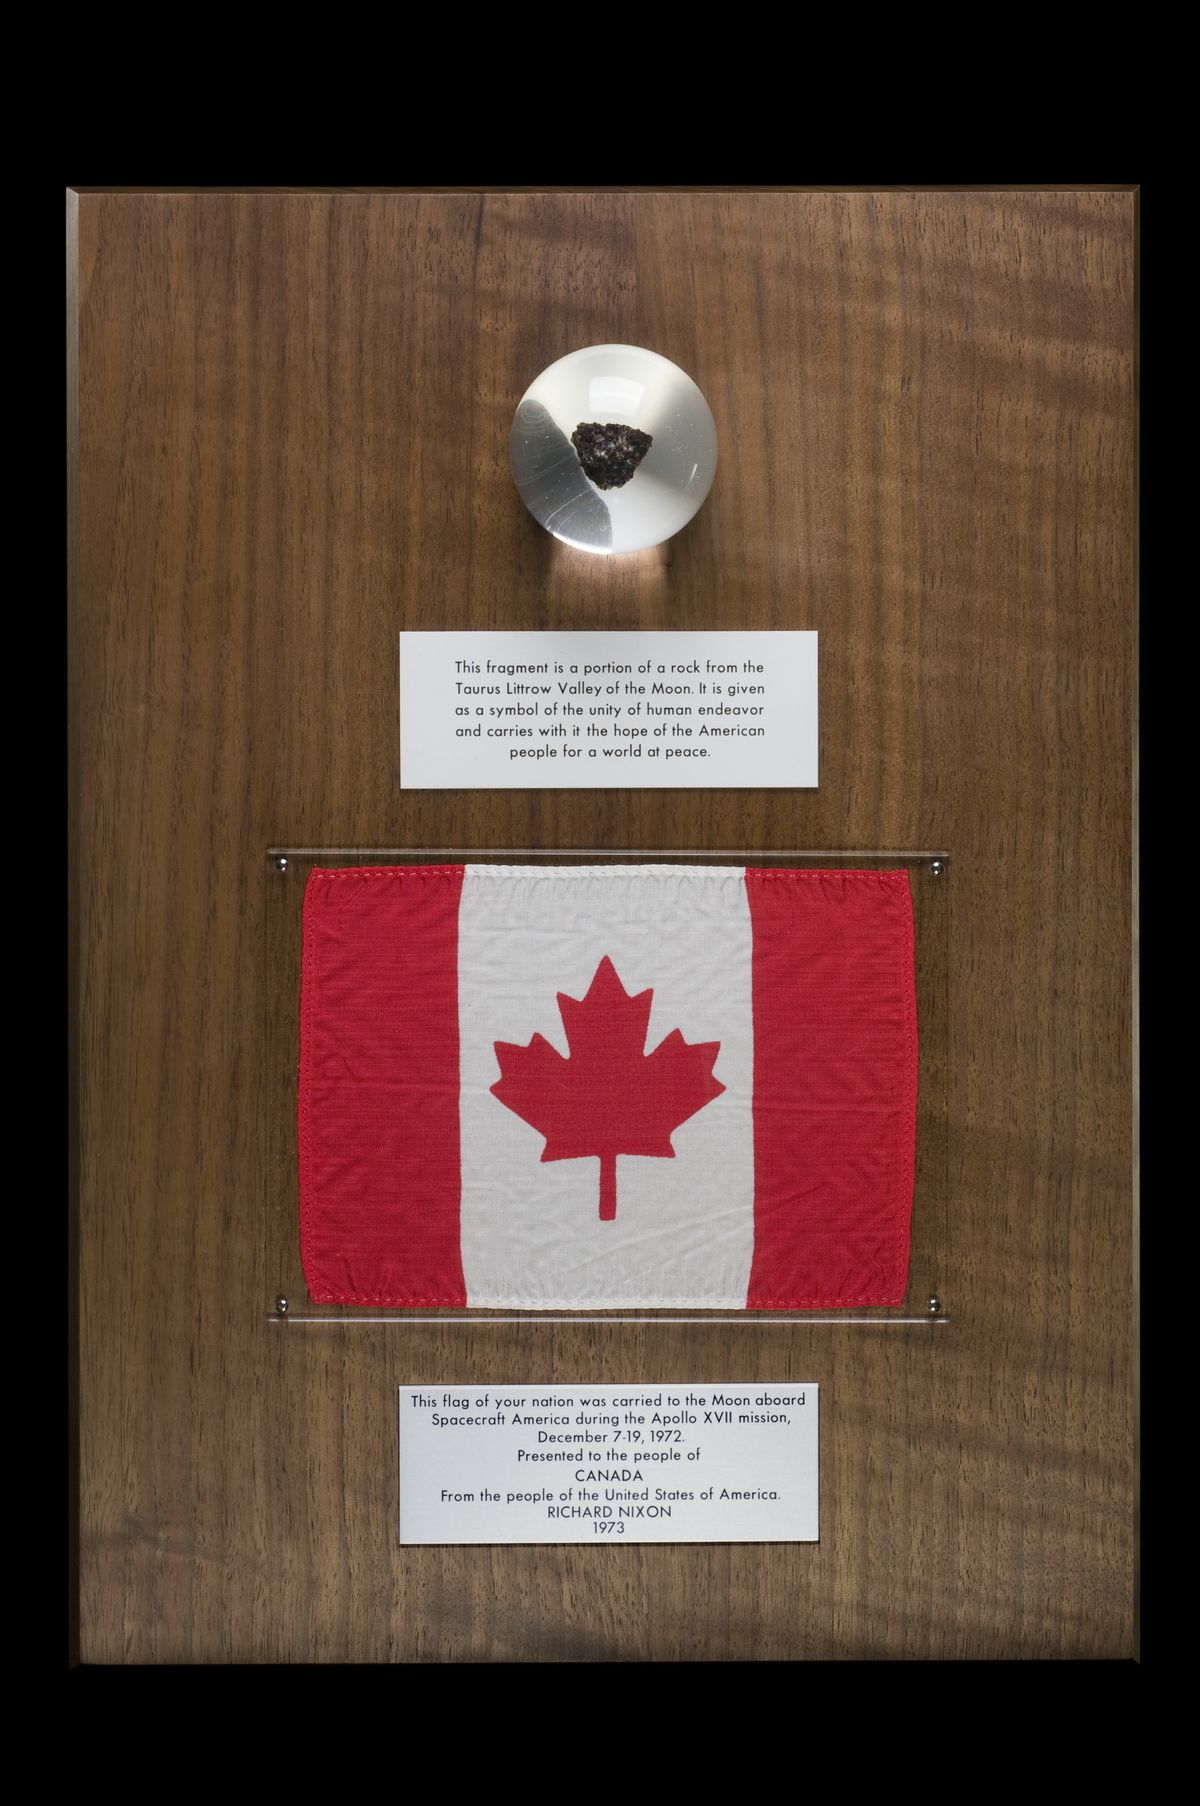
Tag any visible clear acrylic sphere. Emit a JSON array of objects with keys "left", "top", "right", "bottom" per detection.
[{"left": 510, "top": 344, "right": 718, "bottom": 555}]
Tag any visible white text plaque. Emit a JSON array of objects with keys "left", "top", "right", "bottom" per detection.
[
  {"left": 398, "top": 1381, "right": 819, "bottom": 1544},
  {"left": 399, "top": 631, "right": 818, "bottom": 789}
]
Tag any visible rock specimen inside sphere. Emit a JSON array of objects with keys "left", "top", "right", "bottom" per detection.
[{"left": 571, "top": 421, "right": 654, "bottom": 490}]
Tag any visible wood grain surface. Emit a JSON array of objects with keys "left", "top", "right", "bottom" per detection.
[{"left": 73, "top": 189, "right": 1136, "bottom": 1662}]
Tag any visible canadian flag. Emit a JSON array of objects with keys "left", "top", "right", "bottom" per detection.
[{"left": 299, "top": 865, "right": 917, "bottom": 1309}]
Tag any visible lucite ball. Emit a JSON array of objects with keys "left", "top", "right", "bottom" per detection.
[{"left": 509, "top": 344, "right": 718, "bottom": 555}]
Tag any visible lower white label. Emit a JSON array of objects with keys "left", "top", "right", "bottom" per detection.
[{"left": 398, "top": 1382, "right": 818, "bottom": 1544}]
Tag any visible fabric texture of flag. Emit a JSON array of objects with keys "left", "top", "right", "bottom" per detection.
[{"left": 298, "top": 864, "right": 918, "bottom": 1309}]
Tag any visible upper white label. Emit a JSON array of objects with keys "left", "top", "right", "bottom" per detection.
[
  {"left": 398, "top": 1381, "right": 819, "bottom": 1545},
  {"left": 399, "top": 630, "right": 818, "bottom": 789}
]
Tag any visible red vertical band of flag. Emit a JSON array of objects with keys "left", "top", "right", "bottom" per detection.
[
  {"left": 299, "top": 866, "right": 467, "bottom": 1304},
  {"left": 745, "top": 869, "right": 918, "bottom": 1308}
]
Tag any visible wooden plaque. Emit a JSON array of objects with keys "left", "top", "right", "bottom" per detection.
[{"left": 70, "top": 187, "right": 1136, "bottom": 1662}]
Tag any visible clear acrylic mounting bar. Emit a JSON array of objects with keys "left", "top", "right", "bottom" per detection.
[{"left": 263, "top": 850, "right": 949, "bottom": 1327}]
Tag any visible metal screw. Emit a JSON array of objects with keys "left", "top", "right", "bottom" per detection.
[
  {"left": 275, "top": 1295, "right": 289, "bottom": 1316},
  {"left": 275, "top": 856, "right": 288, "bottom": 873},
  {"left": 928, "top": 1296, "right": 942, "bottom": 1316},
  {"left": 930, "top": 859, "right": 945, "bottom": 877}
]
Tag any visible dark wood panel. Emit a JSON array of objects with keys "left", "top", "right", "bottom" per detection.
[{"left": 75, "top": 189, "right": 1135, "bottom": 1661}]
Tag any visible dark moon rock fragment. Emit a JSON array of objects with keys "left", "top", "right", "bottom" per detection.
[{"left": 571, "top": 421, "right": 654, "bottom": 490}]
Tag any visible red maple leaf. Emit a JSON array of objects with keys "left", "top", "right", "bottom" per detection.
[{"left": 490, "top": 956, "right": 725, "bottom": 1221}]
